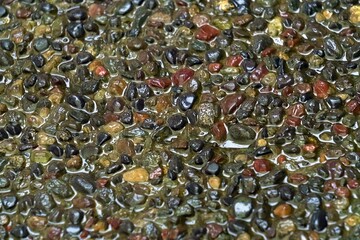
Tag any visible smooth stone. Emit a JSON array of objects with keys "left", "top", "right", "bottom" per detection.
[
  {"left": 168, "top": 114, "right": 188, "bottom": 131},
  {"left": 252, "top": 34, "right": 273, "bottom": 54},
  {"left": 186, "top": 182, "right": 203, "bottom": 195},
  {"left": 76, "top": 51, "right": 94, "bottom": 64},
  {"left": 1, "top": 195, "right": 17, "bottom": 209},
  {"left": 46, "top": 179, "right": 74, "bottom": 198},
  {"left": 66, "top": 94, "right": 85, "bottom": 109},
  {"left": 116, "top": 1, "right": 133, "bottom": 15},
  {"left": 177, "top": 93, "right": 196, "bottom": 111},
  {"left": 123, "top": 168, "right": 149, "bottom": 182},
  {"left": 310, "top": 209, "right": 328, "bottom": 231},
  {"left": 71, "top": 174, "right": 96, "bottom": 194},
  {"left": 10, "top": 225, "right": 29, "bottom": 238},
  {"left": 67, "top": 22, "right": 86, "bottom": 39},
  {"left": 69, "top": 109, "right": 90, "bottom": 124},
  {"left": 33, "top": 38, "right": 49, "bottom": 52},
  {"left": 232, "top": 195, "right": 253, "bottom": 218},
  {"left": 0, "top": 39, "right": 14, "bottom": 51},
  {"left": 67, "top": 7, "right": 88, "bottom": 21},
  {"left": 228, "top": 124, "right": 256, "bottom": 143}
]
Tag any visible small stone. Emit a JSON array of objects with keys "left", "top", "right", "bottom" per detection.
[
  {"left": 123, "top": 168, "right": 149, "bottom": 182},
  {"left": 253, "top": 159, "right": 273, "bottom": 172},
  {"left": 209, "top": 176, "right": 221, "bottom": 189},
  {"left": 310, "top": 209, "right": 328, "bottom": 231},
  {"left": 168, "top": 114, "right": 188, "bottom": 131},
  {"left": 27, "top": 216, "right": 47, "bottom": 231},
  {"left": 228, "top": 124, "right": 256, "bottom": 143},
  {"left": 186, "top": 182, "right": 203, "bottom": 195},
  {"left": 171, "top": 68, "right": 195, "bottom": 86},
  {"left": 31, "top": 150, "right": 52, "bottom": 163},
  {"left": 103, "top": 121, "right": 124, "bottom": 136},
  {"left": 273, "top": 203, "right": 293, "bottom": 218},
  {"left": 252, "top": 34, "right": 273, "bottom": 54},
  {"left": 211, "top": 121, "right": 227, "bottom": 141},
  {"left": 350, "top": 5, "right": 360, "bottom": 24},
  {"left": 116, "top": 1, "right": 133, "bottom": 15},
  {"left": 268, "top": 17, "right": 283, "bottom": 36},
  {"left": 88, "top": 3, "right": 105, "bottom": 17},
  {"left": 195, "top": 25, "right": 220, "bottom": 41},
  {"left": 277, "top": 220, "right": 296, "bottom": 237},
  {"left": 10, "top": 225, "right": 29, "bottom": 238},
  {"left": 232, "top": 195, "right": 253, "bottom": 219}
]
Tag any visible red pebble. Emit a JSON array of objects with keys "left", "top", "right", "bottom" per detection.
[
  {"left": 211, "top": 121, "right": 227, "bottom": 141},
  {"left": 250, "top": 63, "right": 269, "bottom": 82},
  {"left": 253, "top": 159, "right": 272, "bottom": 173},
  {"left": 332, "top": 123, "right": 349, "bottom": 136},
  {"left": 220, "top": 93, "right": 245, "bottom": 115},
  {"left": 208, "top": 63, "right": 222, "bottom": 73},
  {"left": 348, "top": 179, "right": 360, "bottom": 189},
  {"left": 146, "top": 77, "right": 172, "bottom": 89},
  {"left": 195, "top": 25, "right": 220, "bottom": 41},
  {"left": 346, "top": 99, "right": 360, "bottom": 115},
  {"left": 94, "top": 66, "right": 109, "bottom": 77},
  {"left": 313, "top": 79, "right": 330, "bottom": 99},
  {"left": 225, "top": 55, "right": 243, "bottom": 67},
  {"left": 285, "top": 116, "right": 301, "bottom": 126},
  {"left": 171, "top": 68, "right": 195, "bottom": 86}
]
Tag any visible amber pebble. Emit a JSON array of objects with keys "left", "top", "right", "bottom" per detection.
[
  {"left": 273, "top": 203, "right": 293, "bottom": 218},
  {"left": 116, "top": 139, "right": 135, "bottom": 156},
  {"left": 123, "top": 168, "right": 149, "bottom": 183},
  {"left": 88, "top": 3, "right": 105, "bottom": 17}
]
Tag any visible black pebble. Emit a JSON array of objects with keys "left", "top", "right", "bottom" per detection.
[
  {"left": 186, "top": 182, "right": 203, "bottom": 195},
  {"left": 5, "top": 123, "right": 22, "bottom": 136},
  {"left": 67, "top": 22, "right": 86, "bottom": 39},
  {"left": 10, "top": 225, "right": 29, "bottom": 238},
  {"left": 168, "top": 114, "right": 188, "bottom": 131},
  {"left": 67, "top": 7, "right": 88, "bottom": 21},
  {"left": 76, "top": 51, "right": 94, "bottom": 64},
  {"left": 310, "top": 209, "right": 328, "bottom": 231},
  {"left": 48, "top": 144, "right": 64, "bottom": 157},
  {"left": 97, "top": 132, "right": 111, "bottom": 146}
]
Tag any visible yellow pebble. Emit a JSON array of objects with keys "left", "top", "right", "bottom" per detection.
[
  {"left": 315, "top": 13, "right": 325, "bottom": 22},
  {"left": 123, "top": 168, "right": 149, "bottom": 183},
  {"left": 268, "top": 17, "right": 283, "bottom": 36},
  {"left": 279, "top": 51, "right": 289, "bottom": 61},
  {"left": 209, "top": 176, "right": 221, "bottom": 189},
  {"left": 103, "top": 121, "right": 124, "bottom": 136},
  {"left": 236, "top": 233, "right": 251, "bottom": 240},
  {"left": 345, "top": 215, "right": 360, "bottom": 227},
  {"left": 350, "top": 5, "right": 360, "bottom": 24},
  {"left": 257, "top": 139, "right": 267, "bottom": 147},
  {"left": 323, "top": 10, "right": 333, "bottom": 20},
  {"left": 217, "top": 0, "right": 234, "bottom": 12}
]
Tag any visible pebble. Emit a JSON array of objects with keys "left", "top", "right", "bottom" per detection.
[{"left": 123, "top": 168, "right": 149, "bottom": 182}]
